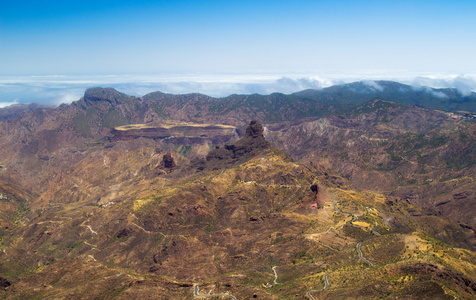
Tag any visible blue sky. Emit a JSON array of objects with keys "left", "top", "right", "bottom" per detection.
[{"left": 1, "top": 0, "right": 476, "bottom": 104}]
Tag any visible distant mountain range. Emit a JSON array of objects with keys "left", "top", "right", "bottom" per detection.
[
  {"left": 2, "top": 80, "right": 475, "bottom": 124},
  {"left": 294, "top": 80, "right": 476, "bottom": 114}
]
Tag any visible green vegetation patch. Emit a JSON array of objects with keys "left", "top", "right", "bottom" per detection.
[{"left": 102, "top": 107, "right": 130, "bottom": 128}]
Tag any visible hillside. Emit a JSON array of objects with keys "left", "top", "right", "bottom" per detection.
[
  {"left": 0, "top": 83, "right": 475, "bottom": 298},
  {"left": 265, "top": 99, "right": 476, "bottom": 242},
  {"left": 0, "top": 121, "right": 474, "bottom": 299},
  {"left": 294, "top": 81, "right": 476, "bottom": 114}
]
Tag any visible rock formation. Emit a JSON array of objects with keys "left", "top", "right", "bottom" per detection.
[
  {"left": 161, "top": 153, "right": 176, "bottom": 169},
  {"left": 199, "top": 120, "right": 270, "bottom": 170}
]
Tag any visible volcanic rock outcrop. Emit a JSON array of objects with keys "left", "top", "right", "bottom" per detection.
[
  {"left": 199, "top": 120, "right": 271, "bottom": 170},
  {"left": 161, "top": 152, "right": 176, "bottom": 169}
]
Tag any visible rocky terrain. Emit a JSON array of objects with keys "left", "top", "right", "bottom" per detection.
[
  {"left": 265, "top": 99, "right": 476, "bottom": 238},
  {"left": 0, "top": 82, "right": 475, "bottom": 299}
]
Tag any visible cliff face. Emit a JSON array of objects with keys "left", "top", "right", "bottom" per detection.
[
  {"left": 199, "top": 120, "right": 272, "bottom": 170},
  {"left": 110, "top": 123, "right": 238, "bottom": 145}
]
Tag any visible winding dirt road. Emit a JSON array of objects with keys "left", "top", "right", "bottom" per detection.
[
  {"left": 272, "top": 266, "right": 279, "bottom": 285},
  {"left": 356, "top": 242, "right": 373, "bottom": 267},
  {"left": 307, "top": 273, "right": 329, "bottom": 300},
  {"left": 193, "top": 284, "right": 237, "bottom": 300}
]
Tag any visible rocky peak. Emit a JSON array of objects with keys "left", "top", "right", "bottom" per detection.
[
  {"left": 244, "top": 120, "right": 264, "bottom": 138},
  {"left": 197, "top": 120, "right": 270, "bottom": 171},
  {"left": 83, "top": 87, "right": 133, "bottom": 105},
  {"left": 161, "top": 153, "right": 176, "bottom": 169}
]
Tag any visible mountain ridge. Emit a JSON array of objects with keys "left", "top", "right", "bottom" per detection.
[{"left": 0, "top": 82, "right": 475, "bottom": 298}]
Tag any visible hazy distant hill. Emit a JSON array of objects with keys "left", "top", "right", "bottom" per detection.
[
  {"left": 293, "top": 80, "right": 476, "bottom": 114},
  {"left": 0, "top": 103, "right": 44, "bottom": 121}
]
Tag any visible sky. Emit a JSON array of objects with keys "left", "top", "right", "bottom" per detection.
[{"left": 1, "top": 0, "right": 476, "bottom": 106}]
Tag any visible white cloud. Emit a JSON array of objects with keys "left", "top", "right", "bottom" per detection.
[
  {"left": 410, "top": 75, "right": 476, "bottom": 96},
  {"left": 51, "top": 92, "right": 82, "bottom": 106},
  {"left": 0, "top": 100, "right": 19, "bottom": 108},
  {"left": 1, "top": 73, "right": 475, "bottom": 107},
  {"left": 362, "top": 80, "right": 384, "bottom": 91},
  {"left": 452, "top": 76, "right": 476, "bottom": 96},
  {"left": 430, "top": 90, "right": 448, "bottom": 98}
]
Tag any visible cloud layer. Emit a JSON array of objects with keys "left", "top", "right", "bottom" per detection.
[
  {"left": 0, "top": 73, "right": 475, "bottom": 108},
  {"left": 0, "top": 100, "right": 19, "bottom": 108}
]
